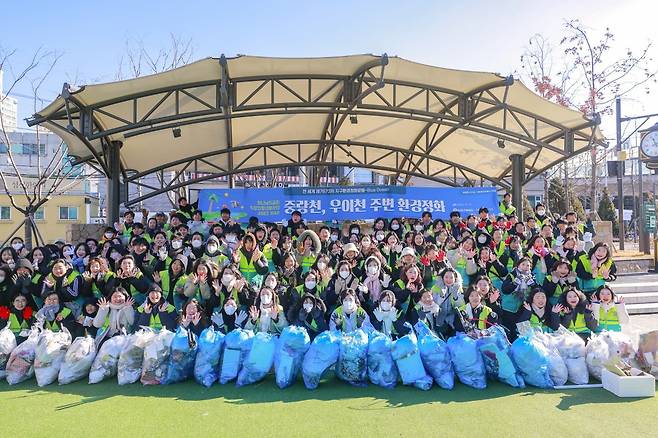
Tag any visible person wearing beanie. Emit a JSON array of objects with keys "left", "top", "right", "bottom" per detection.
[
  {"left": 135, "top": 284, "right": 177, "bottom": 331},
  {"left": 94, "top": 287, "right": 135, "bottom": 345}
]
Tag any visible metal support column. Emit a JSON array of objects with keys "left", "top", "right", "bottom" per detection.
[
  {"left": 510, "top": 154, "right": 525, "bottom": 221},
  {"left": 107, "top": 140, "right": 122, "bottom": 225},
  {"left": 615, "top": 98, "right": 625, "bottom": 250},
  {"left": 638, "top": 153, "right": 650, "bottom": 254}
]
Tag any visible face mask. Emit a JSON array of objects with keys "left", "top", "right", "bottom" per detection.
[
  {"left": 375, "top": 232, "right": 385, "bottom": 241},
  {"left": 221, "top": 275, "right": 234, "bottom": 286},
  {"left": 63, "top": 248, "right": 74, "bottom": 256},
  {"left": 305, "top": 280, "right": 317, "bottom": 289},
  {"left": 414, "top": 225, "right": 423, "bottom": 231},
  {"left": 260, "top": 295, "right": 272, "bottom": 305},
  {"left": 350, "top": 229, "right": 359, "bottom": 236},
  {"left": 224, "top": 305, "right": 236, "bottom": 315},
  {"left": 330, "top": 234, "right": 338, "bottom": 242},
  {"left": 467, "top": 223, "right": 476, "bottom": 230},
  {"left": 422, "top": 303, "right": 435, "bottom": 312},
  {"left": 11, "top": 243, "right": 22, "bottom": 251},
  {"left": 339, "top": 270, "right": 349, "bottom": 279},
  {"left": 367, "top": 266, "right": 378, "bottom": 276},
  {"left": 191, "top": 240, "right": 202, "bottom": 248},
  {"left": 225, "top": 235, "right": 237, "bottom": 244},
  {"left": 537, "top": 209, "right": 545, "bottom": 216},
  {"left": 317, "top": 261, "right": 327, "bottom": 270},
  {"left": 172, "top": 241, "right": 182, "bottom": 249},
  {"left": 104, "top": 232, "right": 114, "bottom": 239},
  {"left": 303, "top": 303, "right": 314, "bottom": 313},
  {"left": 478, "top": 235, "right": 487, "bottom": 244},
  {"left": 380, "top": 301, "right": 392, "bottom": 311},
  {"left": 207, "top": 245, "right": 218, "bottom": 253},
  {"left": 265, "top": 279, "right": 276, "bottom": 289},
  {"left": 343, "top": 300, "right": 356, "bottom": 313},
  {"left": 391, "top": 224, "right": 399, "bottom": 231}
]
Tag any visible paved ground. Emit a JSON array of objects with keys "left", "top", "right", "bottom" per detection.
[{"left": 626, "top": 314, "right": 658, "bottom": 345}]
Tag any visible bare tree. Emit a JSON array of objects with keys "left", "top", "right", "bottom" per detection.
[
  {"left": 520, "top": 21, "right": 657, "bottom": 215},
  {"left": 0, "top": 47, "right": 96, "bottom": 249}
]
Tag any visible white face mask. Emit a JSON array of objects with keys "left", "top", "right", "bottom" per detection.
[
  {"left": 260, "top": 294, "right": 272, "bottom": 305},
  {"left": 367, "top": 266, "right": 378, "bottom": 276},
  {"left": 350, "top": 229, "right": 359, "bottom": 236},
  {"left": 339, "top": 270, "right": 350, "bottom": 279},
  {"left": 415, "top": 225, "right": 423, "bottom": 231},
  {"left": 330, "top": 234, "right": 339, "bottom": 242},
  {"left": 191, "top": 240, "right": 202, "bottom": 248},
  {"left": 478, "top": 235, "right": 487, "bottom": 244},
  {"left": 391, "top": 224, "right": 400, "bottom": 231},
  {"left": 225, "top": 235, "right": 237, "bottom": 244},
  {"left": 537, "top": 209, "right": 545, "bottom": 216},
  {"left": 63, "top": 248, "right": 74, "bottom": 256},
  {"left": 380, "top": 301, "right": 392, "bottom": 311},
  {"left": 361, "top": 240, "right": 371, "bottom": 249},
  {"left": 375, "top": 232, "right": 385, "bottom": 241},
  {"left": 221, "top": 275, "right": 234, "bottom": 286},
  {"left": 11, "top": 243, "right": 22, "bottom": 251},
  {"left": 207, "top": 245, "right": 218, "bottom": 253},
  {"left": 343, "top": 300, "right": 356, "bottom": 313},
  {"left": 305, "top": 280, "right": 317, "bottom": 290},
  {"left": 172, "top": 241, "right": 182, "bottom": 249},
  {"left": 317, "top": 261, "right": 327, "bottom": 270},
  {"left": 303, "top": 303, "right": 314, "bottom": 313},
  {"left": 224, "top": 304, "right": 236, "bottom": 315},
  {"left": 104, "top": 232, "right": 114, "bottom": 239},
  {"left": 265, "top": 279, "right": 277, "bottom": 289}
]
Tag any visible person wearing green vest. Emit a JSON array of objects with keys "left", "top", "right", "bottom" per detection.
[
  {"left": 329, "top": 288, "right": 370, "bottom": 332},
  {"left": 558, "top": 288, "right": 597, "bottom": 342},
  {"left": 154, "top": 255, "right": 188, "bottom": 310},
  {"left": 135, "top": 284, "right": 177, "bottom": 331},
  {"left": 454, "top": 284, "right": 498, "bottom": 333},
  {"left": 591, "top": 285, "right": 629, "bottom": 333},
  {"left": 575, "top": 242, "right": 617, "bottom": 297},
  {"left": 517, "top": 289, "right": 560, "bottom": 333},
  {"left": 114, "top": 255, "right": 151, "bottom": 306},
  {"left": 94, "top": 288, "right": 135, "bottom": 345},
  {"left": 499, "top": 192, "right": 516, "bottom": 218},
  {"left": 245, "top": 287, "right": 288, "bottom": 335},
  {"left": 0, "top": 294, "right": 35, "bottom": 344},
  {"left": 36, "top": 291, "right": 76, "bottom": 333},
  {"left": 294, "top": 230, "right": 321, "bottom": 276},
  {"left": 234, "top": 233, "right": 269, "bottom": 288},
  {"left": 473, "top": 246, "right": 508, "bottom": 291},
  {"left": 41, "top": 259, "right": 82, "bottom": 304},
  {"left": 291, "top": 292, "right": 328, "bottom": 340},
  {"left": 370, "top": 290, "right": 408, "bottom": 339},
  {"left": 501, "top": 257, "right": 536, "bottom": 340},
  {"left": 80, "top": 257, "right": 117, "bottom": 299},
  {"left": 542, "top": 259, "right": 578, "bottom": 306}
]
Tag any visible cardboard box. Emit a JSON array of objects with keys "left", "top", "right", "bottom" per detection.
[{"left": 601, "top": 369, "right": 656, "bottom": 398}]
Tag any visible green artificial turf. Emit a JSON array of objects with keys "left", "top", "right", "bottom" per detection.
[{"left": 0, "top": 375, "right": 656, "bottom": 437}]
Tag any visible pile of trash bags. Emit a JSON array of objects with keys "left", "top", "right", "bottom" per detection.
[{"left": 2, "top": 323, "right": 640, "bottom": 390}]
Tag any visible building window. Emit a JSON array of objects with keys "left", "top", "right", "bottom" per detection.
[
  {"left": 8, "top": 143, "right": 46, "bottom": 155},
  {"left": 0, "top": 206, "right": 11, "bottom": 220},
  {"left": 59, "top": 206, "right": 78, "bottom": 220},
  {"left": 34, "top": 207, "right": 45, "bottom": 220},
  {"left": 526, "top": 195, "right": 543, "bottom": 207}
]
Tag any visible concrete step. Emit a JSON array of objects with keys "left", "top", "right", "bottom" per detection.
[
  {"left": 613, "top": 292, "right": 658, "bottom": 305},
  {"left": 626, "top": 303, "right": 658, "bottom": 315},
  {"left": 614, "top": 282, "right": 658, "bottom": 293}
]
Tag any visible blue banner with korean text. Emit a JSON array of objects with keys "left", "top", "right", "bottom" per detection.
[{"left": 198, "top": 186, "right": 499, "bottom": 222}]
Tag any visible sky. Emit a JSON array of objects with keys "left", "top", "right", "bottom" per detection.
[{"left": 2, "top": 0, "right": 658, "bottom": 141}]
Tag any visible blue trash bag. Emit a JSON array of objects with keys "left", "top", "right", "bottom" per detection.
[
  {"left": 163, "top": 327, "right": 198, "bottom": 384},
  {"left": 335, "top": 329, "right": 369, "bottom": 387},
  {"left": 220, "top": 329, "right": 254, "bottom": 384},
  {"left": 275, "top": 326, "right": 311, "bottom": 389},
  {"left": 391, "top": 330, "right": 433, "bottom": 391},
  {"left": 194, "top": 327, "right": 225, "bottom": 387},
  {"left": 367, "top": 331, "right": 398, "bottom": 389},
  {"left": 237, "top": 332, "right": 277, "bottom": 387},
  {"left": 302, "top": 330, "right": 341, "bottom": 390},
  {"left": 476, "top": 326, "right": 525, "bottom": 388},
  {"left": 414, "top": 321, "right": 454, "bottom": 390},
  {"left": 447, "top": 332, "right": 487, "bottom": 389},
  {"left": 510, "top": 331, "right": 554, "bottom": 388}
]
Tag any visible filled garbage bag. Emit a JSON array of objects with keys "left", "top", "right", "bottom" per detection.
[
  {"left": 89, "top": 334, "right": 128, "bottom": 384},
  {"left": 415, "top": 321, "right": 454, "bottom": 390},
  {"left": 552, "top": 327, "right": 588, "bottom": 385},
  {"left": 0, "top": 325, "right": 17, "bottom": 380},
  {"left": 534, "top": 330, "right": 568, "bottom": 386},
  {"left": 510, "top": 331, "right": 553, "bottom": 388},
  {"left": 476, "top": 326, "right": 524, "bottom": 388},
  {"left": 220, "top": 329, "right": 254, "bottom": 384},
  {"left": 117, "top": 328, "right": 156, "bottom": 385},
  {"left": 58, "top": 336, "right": 96, "bottom": 384},
  {"left": 302, "top": 330, "right": 341, "bottom": 390},
  {"left": 237, "top": 332, "right": 277, "bottom": 386},
  {"left": 367, "top": 330, "right": 398, "bottom": 389},
  {"left": 335, "top": 329, "right": 368, "bottom": 387},
  {"left": 194, "top": 327, "right": 225, "bottom": 387},
  {"left": 163, "top": 327, "right": 198, "bottom": 384},
  {"left": 141, "top": 329, "right": 175, "bottom": 385},
  {"left": 275, "top": 325, "right": 310, "bottom": 389},
  {"left": 586, "top": 332, "right": 634, "bottom": 381},
  {"left": 6, "top": 328, "right": 39, "bottom": 385},
  {"left": 447, "top": 332, "right": 487, "bottom": 389},
  {"left": 392, "top": 330, "right": 433, "bottom": 391},
  {"left": 34, "top": 328, "right": 72, "bottom": 387}
]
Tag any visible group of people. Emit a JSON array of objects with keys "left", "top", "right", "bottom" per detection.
[{"left": 0, "top": 192, "right": 627, "bottom": 349}]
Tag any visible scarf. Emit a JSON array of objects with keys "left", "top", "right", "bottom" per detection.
[
  {"left": 364, "top": 274, "right": 382, "bottom": 302},
  {"left": 532, "top": 304, "right": 546, "bottom": 318},
  {"left": 259, "top": 304, "right": 273, "bottom": 332}
]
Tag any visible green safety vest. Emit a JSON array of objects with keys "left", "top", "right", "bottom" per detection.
[
  {"left": 596, "top": 305, "right": 621, "bottom": 332},
  {"left": 529, "top": 313, "right": 553, "bottom": 333},
  {"left": 334, "top": 305, "right": 367, "bottom": 330},
  {"left": 7, "top": 313, "right": 30, "bottom": 335},
  {"left": 499, "top": 201, "right": 516, "bottom": 217},
  {"left": 300, "top": 254, "right": 317, "bottom": 275},
  {"left": 45, "top": 271, "right": 80, "bottom": 289},
  {"left": 44, "top": 307, "right": 71, "bottom": 332},
  {"left": 239, "top": 252, "right": 257, "bottom": 282},
  {"left": 295, "top": 283, "right": 325, "bottom": 299},
  {"left": 137, "top": 303, "right": 175, "bottom": 330},
  {"left": 91, "top": 272, "right": 115, "bottom": 298},
  {"left": 566, "top": 312, "right": 590, "bottom": 334},
  {"left": 494, "top": 240, "right": 506, "bottom": 258},
  {"left": 160, "top": 271, "right": 188, "bottom": 300},
  {"left": 458, "top": 304, "right": 493, "bottom": 330},
  {"left": 577, "top": 254, "right": 613, "bottom": 292}
]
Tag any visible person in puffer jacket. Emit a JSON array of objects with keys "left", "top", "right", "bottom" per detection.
[{"left": 291, "top": 292, "right": 328, "bottom": 340}]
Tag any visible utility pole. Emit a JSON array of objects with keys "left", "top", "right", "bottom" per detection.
[{"left": 615, "top": 98, "right": 625, "bottom": 250}]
